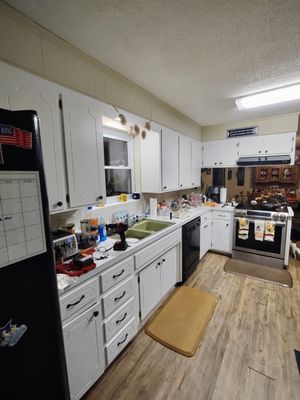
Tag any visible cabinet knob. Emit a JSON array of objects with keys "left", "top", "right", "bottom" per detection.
[
  {"left": 163, "top": 186, "right": 167, "bottom": 189},
  {"left": 162, "top": 259, "right": 166, "bottom": 263},
  {"left": 97, "top": 195, "right": 103, "bottom": 200},
  {"left": 226, "top": 224, "right": 229, "bottom": 226},
  {"left": 214, "top": 162, "right": 217, "bottom": 165},
  {"left": 56, "top": 201, "right": 63, "bottom": 207},
  {"left": 265, "top": 150, "right": 268, "bottom": 153},
  {"left": 180, "top": 184, "right": 183, "bottom": 187},
  {"left": 259, "top": 150, "right": 262, "bottom": 154},
  {"left": 93, "top": 311, "right": 99, "bottom": 318}
]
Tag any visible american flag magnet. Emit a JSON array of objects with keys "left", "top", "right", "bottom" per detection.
[{"left": 0, "top": 124, "right": 32, "bottom": 164}]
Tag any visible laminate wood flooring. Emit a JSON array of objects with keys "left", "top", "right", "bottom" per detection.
[{"left": 84, "top": 253, "right": 300, "bottom": 400}]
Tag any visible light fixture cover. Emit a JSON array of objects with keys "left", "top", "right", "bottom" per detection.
[{"left": 236, "top": 83, "right": 300, "bottom": 110}]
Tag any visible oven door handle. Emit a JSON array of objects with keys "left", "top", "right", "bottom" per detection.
[{"left": 234, "top": 217, "right": 286, "bottom": 226}]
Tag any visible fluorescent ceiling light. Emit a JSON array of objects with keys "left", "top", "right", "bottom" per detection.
[{"left": 236, "top": 83, "right": 300, "bottom": 110}]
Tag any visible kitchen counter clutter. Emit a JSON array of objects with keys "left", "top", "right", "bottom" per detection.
[
  {"left": 57, "top": 202, "right": 293, "bottom": 400},
  {"left": 58, "top": 203, "right": 233, "bottom": 400}
]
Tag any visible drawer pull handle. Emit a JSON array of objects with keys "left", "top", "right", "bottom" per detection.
[
  {"left": 66, "top": 294, "right": 85, "bottom": 309},
  {"left": 115, "top": 291, "right": 126, "bottom": 302},
  {"left": 116, "top": 312, "right": 128, "bottom": 325},
  {"left": 162, "top": 259, "right": 166, "bottom": 263},
  {"left": 113, "top": 269, "right": 125, "bottom": 279},
  {"left": 117, "top": 333, "right": 128, "bottom": 347},
  {"left": 93, "top": 311, "right": 99, "bottom": 318}
]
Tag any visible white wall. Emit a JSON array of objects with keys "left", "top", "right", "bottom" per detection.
[
  {"left": 0, "top": 2, "right": 201, "bottom": 140},
  {"left": 202, "top": 112, "right": 299, "bottom": 141}
]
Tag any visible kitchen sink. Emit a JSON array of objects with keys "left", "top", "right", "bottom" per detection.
[
  {"left": 133, "top": 219, "right": 174, "bottom": 232},
  {"left": 110, "top": 229, "right": 151, "bottom": 241}
]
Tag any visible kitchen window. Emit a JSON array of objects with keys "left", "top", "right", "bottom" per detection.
[{"left": 103, "top": 127, "right": 134, "bottom": 199}]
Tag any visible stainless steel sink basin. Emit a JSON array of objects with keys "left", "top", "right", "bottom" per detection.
[{"left": 133, "top": 219, "right": 174, "bottom": 232}]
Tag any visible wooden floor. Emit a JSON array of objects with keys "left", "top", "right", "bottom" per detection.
[{"left": 84, "top": 253, "right": 300, "bottom": 400}]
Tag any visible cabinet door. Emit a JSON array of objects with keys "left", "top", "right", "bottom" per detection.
[
  {"left": 191, "top": 139, "right": 202, "bottom": 187},
  {"left": 211, "top": 220, "right": 232, "bottom": 253},
  {"left": 62, "top": 94, "right": 106, "bottom": 207},
  {"left": 219, "top": 139, "right": 238, "bottom": 167},
  {"left": 139, "top": 259, "right": 161, "bottom": 320},
  {"left": 179, "top": 135, "right": 192, "bottom": 189},
  {"left": 200, "top": 221, "right": 212, "bottom": 259},
  {"left": 263, "top": 132, "right": 295, "bottom": 155},
  {"left": 161, "top": 128, "right": 179, "bottom": 191},
  {"left": 202, "top": 141, "right": 219, "bottom": 167},
  {"left": 0, "top": 70, "right": 67, "bottom": 212},
  {"left": 63, "top": 302, "right": 105, "bottom": 400},
  {"left": 238, "top": 136, "right": 264, "bottom": 156},
  {"left": 160, "top": 246, "right": 177, "bottom": 297},
  {"left": 140, "top": 129, "right": 161, "bottom": 192}
]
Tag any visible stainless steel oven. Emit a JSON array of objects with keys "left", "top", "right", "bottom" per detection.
[{"left": 232, "top": 210, "right": 287, "bottom": 268}]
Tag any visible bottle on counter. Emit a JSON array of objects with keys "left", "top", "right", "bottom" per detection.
[{"left": 98, "top": 217, "right": 107, "bottom": 242}]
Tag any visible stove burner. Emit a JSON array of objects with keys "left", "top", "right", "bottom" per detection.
[{"left": 235, "top": 203, "right": 288, "bottom": 213}]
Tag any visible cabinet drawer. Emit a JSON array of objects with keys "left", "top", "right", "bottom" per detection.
[
  {"left": 105, "top": 318, "right": 137, "bottom": 365},
  {"left": 201, "top": 212, "right": 211, "bottom": 225},
  {"left": 100, "top": 257, "right": 134, "bottom": 293},
  {"left": 135, "top": 229, "right": 181, "bottom": 271},
  {"left": 104, "top": 298, "right": 136, "bottom": 342},
  {"left": 102, "top": 276, "right": 135, "bottom": 318},
  {"left": 60, "top": 277, "right": 99, "bottom": 321},
  {"left": 212, "top": 211, "right": 232, "bottom": 221}
]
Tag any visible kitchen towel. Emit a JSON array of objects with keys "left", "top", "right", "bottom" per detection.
[
  {"left": 264, "top": 221, "right": 275, "bottom": 242},
  {"left": 254, "top": 220, "right": 265, "bottom": 241},
  {"left": 238, "top": 218, "right": 249, "bottom": 240}
]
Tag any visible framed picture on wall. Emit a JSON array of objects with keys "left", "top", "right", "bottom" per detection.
[{"left": 237, "top": 167, "right": 245, "bottom": 186}]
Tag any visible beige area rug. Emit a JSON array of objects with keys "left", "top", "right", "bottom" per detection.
[
  {"left": 145, "top": 286, "right": 218, "bottom": 357},
  {"left": 224, "top": 259, "right": 293, "bottom": 288}
]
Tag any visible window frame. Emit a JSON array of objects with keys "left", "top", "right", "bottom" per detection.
[{"left": 103, "top": 126, "right": 134, "bottom": 203}]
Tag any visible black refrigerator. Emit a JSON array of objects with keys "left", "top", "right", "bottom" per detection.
[{"left": 0, "top": 108, "right": 70, "bottom": 399}]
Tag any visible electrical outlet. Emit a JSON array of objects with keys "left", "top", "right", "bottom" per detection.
[{"left": 111, "top": 210, "right": 129, "bottom": 224}]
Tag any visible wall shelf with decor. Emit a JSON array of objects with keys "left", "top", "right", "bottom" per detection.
[{"left": 255, "top": 166, "right": 298, "bottom": 184}]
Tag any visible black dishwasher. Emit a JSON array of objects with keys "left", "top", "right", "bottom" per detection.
[{"left": 182, "top": 217, "right": 200, "bottom": 282}]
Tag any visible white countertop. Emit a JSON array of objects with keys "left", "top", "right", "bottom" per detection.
[{"left": 58, "top": 204, "right": 235, "bottom": 295}]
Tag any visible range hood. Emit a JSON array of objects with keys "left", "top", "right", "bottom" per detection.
[{"left": 237, "top": 155, "right": 291, "bottom": 166}]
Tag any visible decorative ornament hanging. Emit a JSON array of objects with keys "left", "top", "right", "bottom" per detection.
[
  {"left": 113, "top": 106, "right": 127, "bottom": 125},
  {"left": 144, "top": 121, "right": 151, "bottom": 131},
  {"left": 133, "top": 124, "right": 140, "bottom": 135},
  {"left": 141, "top": 130, "right": 147, "bottom": 139}
]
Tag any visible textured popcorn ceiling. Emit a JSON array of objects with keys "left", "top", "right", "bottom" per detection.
[{"left": 5, "top": 0, "right": 300, "bottom": 125}]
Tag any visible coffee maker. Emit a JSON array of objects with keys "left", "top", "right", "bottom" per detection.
[{"left": 208, "top": 186, "right": 220, "bottom": 203}]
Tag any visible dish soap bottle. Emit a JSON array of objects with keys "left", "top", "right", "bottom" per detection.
[{"left": 98, "top": 218, "right": 107, "bottom": 242}]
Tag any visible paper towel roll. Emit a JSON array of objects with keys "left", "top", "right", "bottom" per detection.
[
  {"left": 220, "top": 187, "right": 227, "bottom": 203},
  {"left": 149, "top": 198, "right": 157, "bottom": 218}
]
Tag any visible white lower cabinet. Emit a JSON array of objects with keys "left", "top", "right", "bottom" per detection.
[
  {"left": 200, "top": 219, "right": 212, "bottom": 259},
  {"left": 100, "top": 256, "right": 139, "bottom": 366},
  {"left": 63, "top": 302, "right": 105, "bottom": 400},
  {"left": 139, "top": 245, "right": 178, "bottom": 320},
  {"left": 211, "top": 212, "right": 233, "bottom": 254}
]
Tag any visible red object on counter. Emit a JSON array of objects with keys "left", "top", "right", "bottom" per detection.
[{"left": 56, "top": 261, "right": 96, "bottom": 276}]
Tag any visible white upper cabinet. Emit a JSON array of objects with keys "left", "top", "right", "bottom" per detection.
[
  {"left": 0, "top": 62, "right": 67, "bottom": 213},
  {"left": 202, "top": 138, "right": 238, "bottom": 168},
  {"left": 191, "top": 139, "right": 202, "bottom": 187},
  {"left": 61, "top": 93, "right": 106, "bottom": 208},
  {"left": 238, "top": 132, "right": 296, "bottom": 162},
  {"left": 162, "top": 127, "right": 179, "bottom": 191},
  {"left": 140, "top": 126, "right": 200, "bottom": 193},
  {"left": 140, "top": 129, "right": 161, "bottom": 193},
  {"left": 179, "top": 134, "right": 192, "bottom": 189}
]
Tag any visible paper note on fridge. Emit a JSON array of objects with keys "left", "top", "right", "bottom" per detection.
[{"left": 0, "top": 171, "right": 47, "bottom": 269}]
